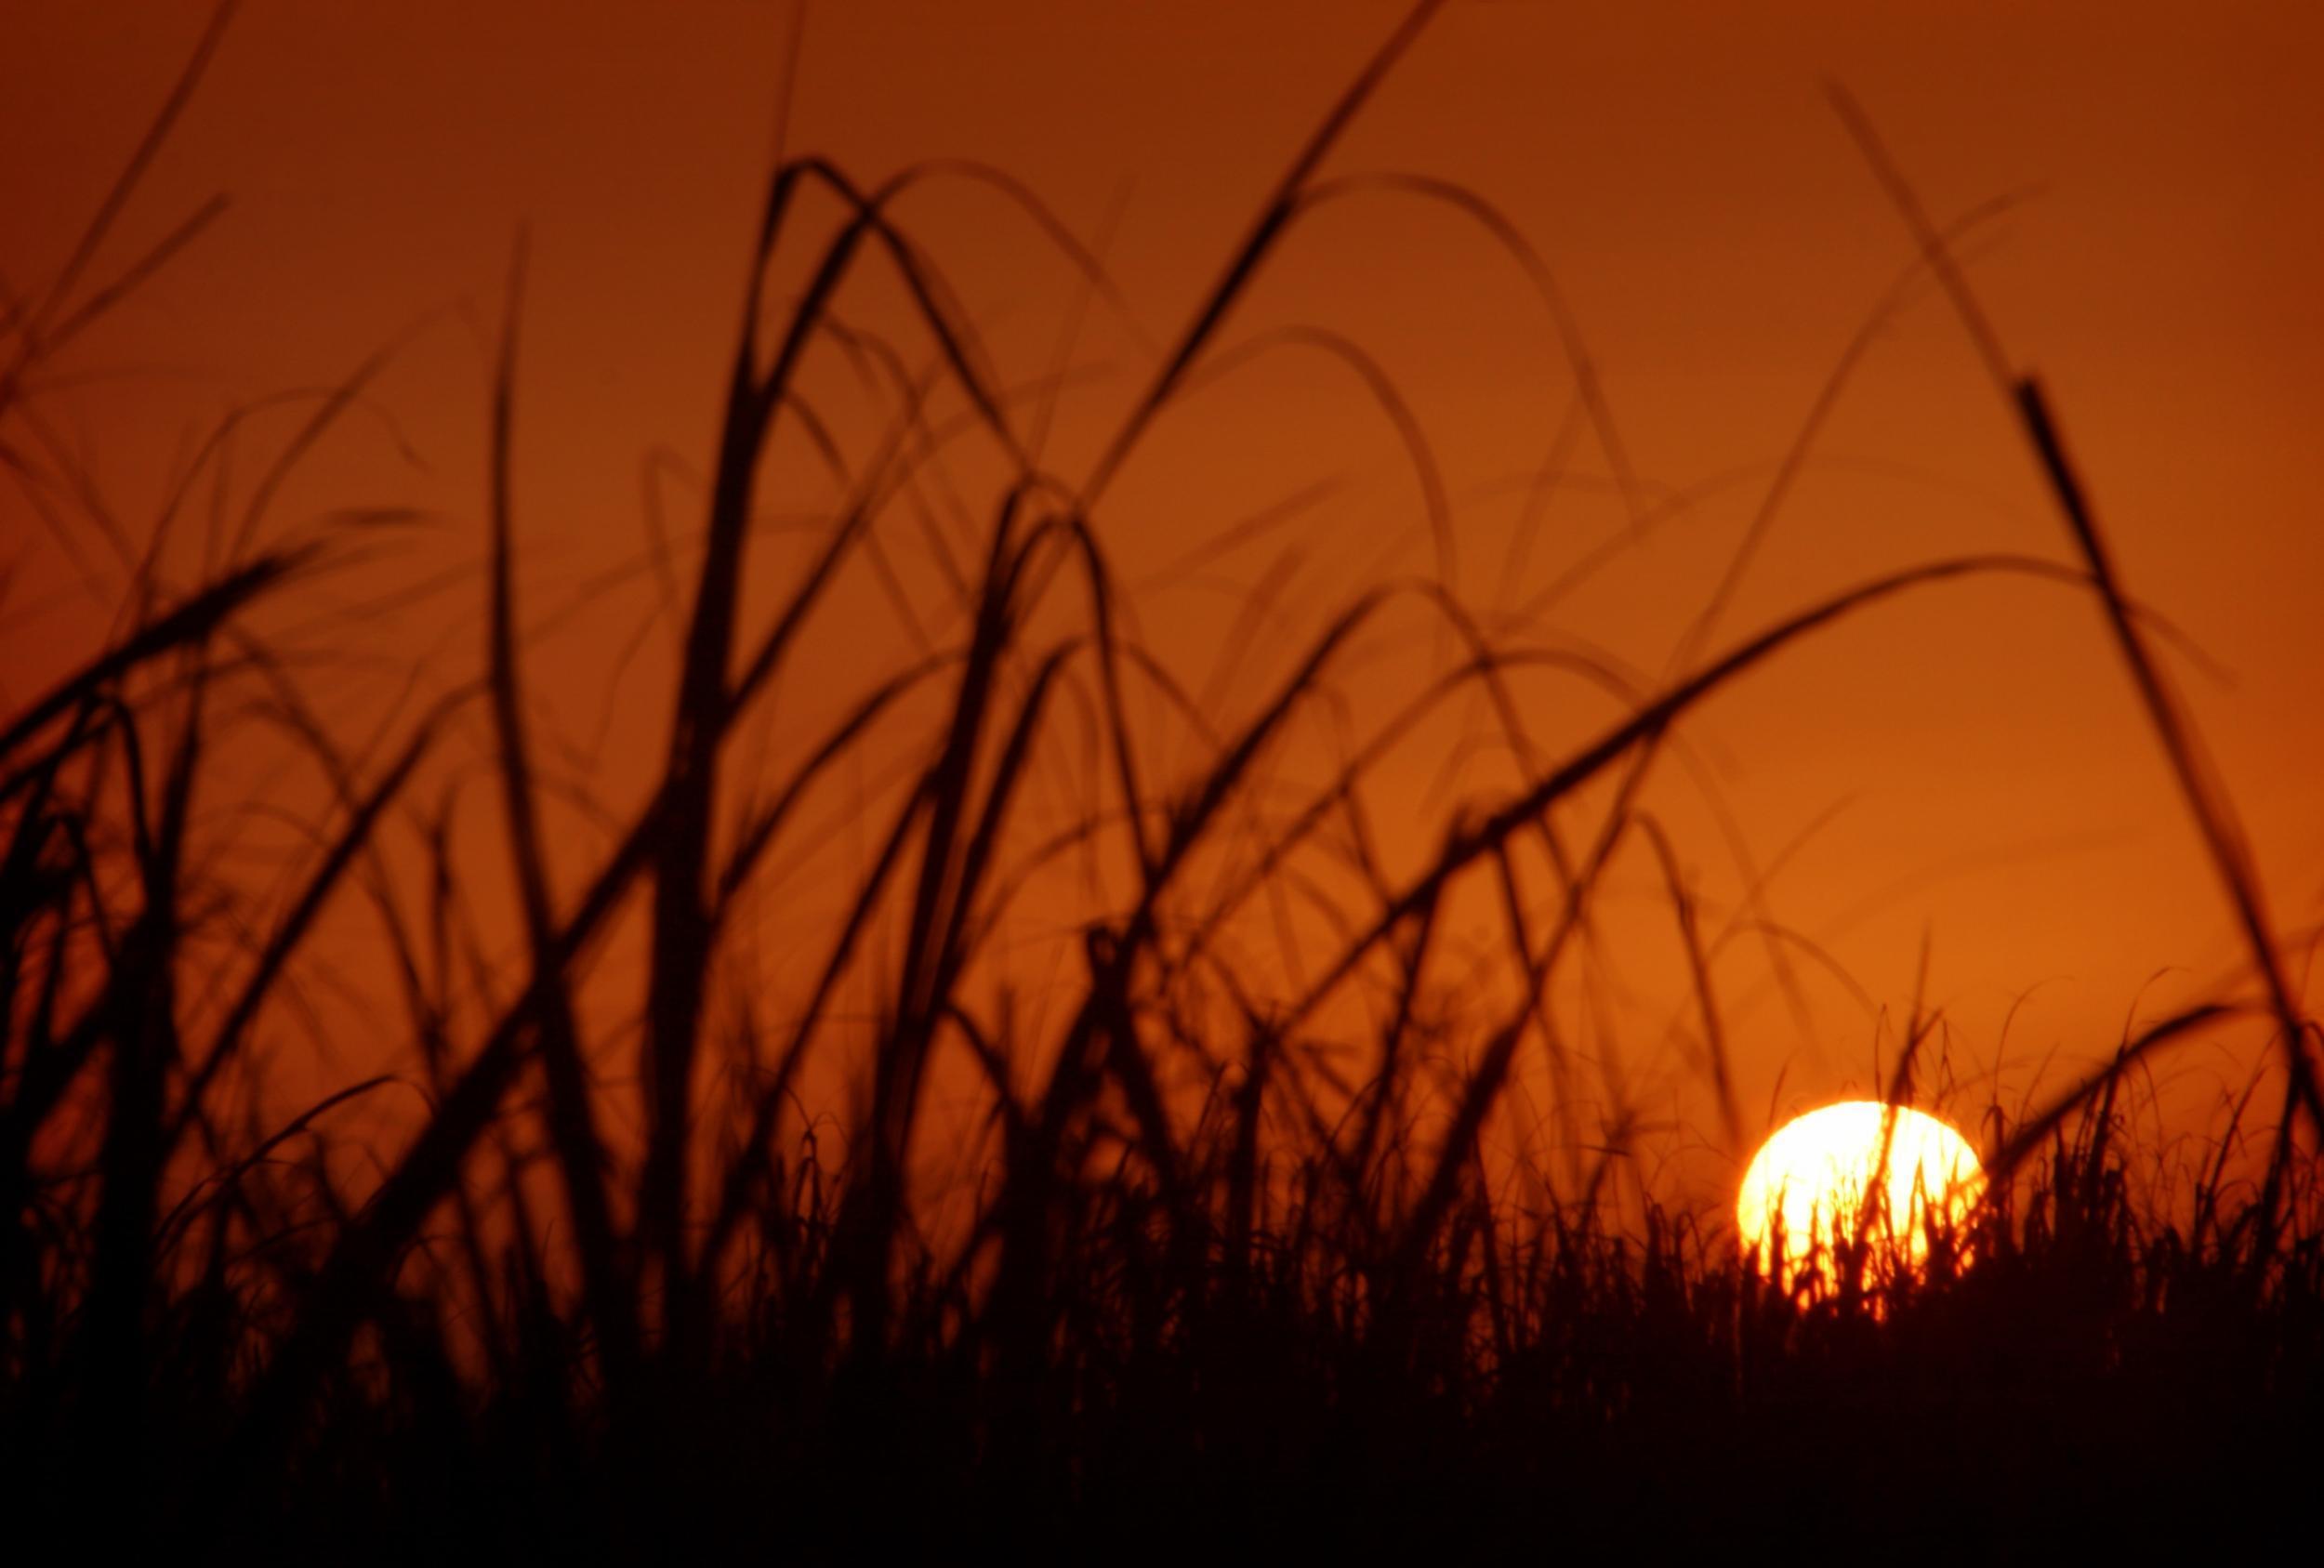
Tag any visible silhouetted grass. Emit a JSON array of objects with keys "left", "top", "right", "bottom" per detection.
[{"left": 4, "top": 2, "right": 2318, "bottom": 1554}]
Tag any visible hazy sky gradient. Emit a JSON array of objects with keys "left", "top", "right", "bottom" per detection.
[{"left": 7, "top": 2, "right": 2320, "bottom": 1181}]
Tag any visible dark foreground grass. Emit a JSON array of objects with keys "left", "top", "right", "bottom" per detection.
[
  {"left": 6, "top": 3, "right": 2321, "bottom": 1555},
  {"left": 8, "top": 1127, "right": 2319, "bottom": 1554}
]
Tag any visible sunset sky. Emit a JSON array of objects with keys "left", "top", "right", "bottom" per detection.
[{"left": 7, "top": 2, "right": 2321, "bottom": 1195}]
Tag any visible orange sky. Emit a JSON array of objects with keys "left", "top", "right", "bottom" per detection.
[{"left": 7, "top": 2, "right": 2322, "bottom": 1205}]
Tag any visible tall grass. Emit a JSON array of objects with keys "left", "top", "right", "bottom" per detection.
[{"left": 4, "top": 1, "right": 2317, "bottom": 1549}]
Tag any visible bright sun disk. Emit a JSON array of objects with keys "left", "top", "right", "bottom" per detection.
[{"left": 1736, "top": 1100, "right": 1984, "bottom": 1295}]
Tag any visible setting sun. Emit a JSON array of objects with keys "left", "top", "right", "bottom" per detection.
[{"left": 1737, "top": 1102, "right": 1985, "bottom": 1295}]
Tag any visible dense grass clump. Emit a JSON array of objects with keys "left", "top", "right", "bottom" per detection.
[{"left": 5, "top": 3, "right": 2319, "bottom": 1552}]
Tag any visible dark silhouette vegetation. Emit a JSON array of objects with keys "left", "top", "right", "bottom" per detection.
[{"left": 4, "top": 3, "right": 2318, "bottom": 1552}]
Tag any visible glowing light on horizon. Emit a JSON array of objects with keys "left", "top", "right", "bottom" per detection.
[{"left": 1736, "top": 1100, "right": 1984, "bottom": 1296}]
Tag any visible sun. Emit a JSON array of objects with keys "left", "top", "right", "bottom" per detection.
[{"left": 1736, "top": 1100, "right": 1985, "bottom": 1296}]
